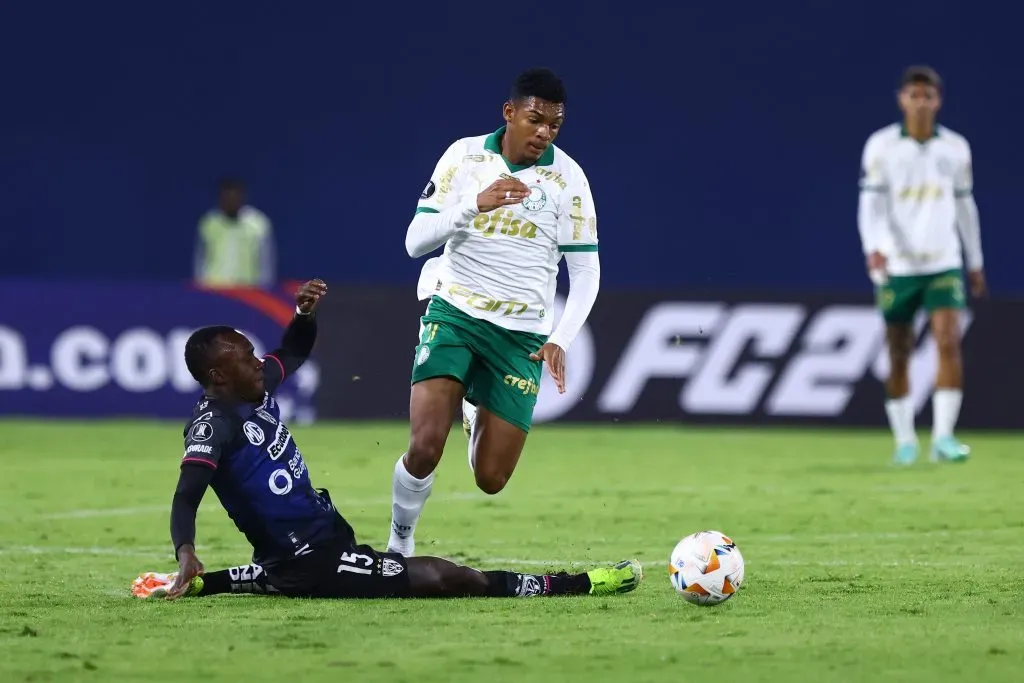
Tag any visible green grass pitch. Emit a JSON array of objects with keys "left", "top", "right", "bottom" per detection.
[{"left": 1, "top": 420, "right": 1023, "bottom": 682}]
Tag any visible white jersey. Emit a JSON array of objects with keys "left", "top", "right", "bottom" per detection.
[
  {"left": 858, "top": 123, "right": 974, "bottom": 276},
  {"left": 414, "top": 127, "right": 598, "bottom": 335}
]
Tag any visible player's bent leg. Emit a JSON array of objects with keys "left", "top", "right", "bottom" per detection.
[
  {"left": 405, "top": 556, "right": 644, "bottom": 598},
  {"left": 883, "top": 322, "right": 918, "bottom": 465},
  {"left": 928, "top": 307, "right": 968, "bottom": 463},
  {"left": 389, "top": 377, "right": 465, "bottom": 556},
  {"left": 470, "top": 406, "right": 528, "bottom": 495},
  {"left": 407, "top": 378, "right": 464, "bottom": 478}
]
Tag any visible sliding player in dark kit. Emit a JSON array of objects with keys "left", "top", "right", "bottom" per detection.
[{"left": 131, "top": 279, "right": 642, "bottom": 600}]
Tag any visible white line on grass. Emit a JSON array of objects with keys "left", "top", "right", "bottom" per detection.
[
  {"left": 0, "top": 545, "right": 169, "bottom": 560},
  {"left": 39, "top": 492, "right": 492, "bottom": 520}
]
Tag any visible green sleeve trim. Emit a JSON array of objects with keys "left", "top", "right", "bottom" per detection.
[
  {"left": 415, "top": 207, "right": 439, "bottom": 215},
  {"left": 859, "top": 186, "right": 886, "bottom": 193},
  {"left": 559, "top": 244, "right": 599, "bottom": 253}
]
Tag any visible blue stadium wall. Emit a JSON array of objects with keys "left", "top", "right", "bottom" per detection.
[{"left": 2, "top": 1, "right": 1018, "bottom": 292}]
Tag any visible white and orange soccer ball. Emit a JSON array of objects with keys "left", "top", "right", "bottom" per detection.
[{"left": 669, "top": 530, "right": 745, "bottom": 605}]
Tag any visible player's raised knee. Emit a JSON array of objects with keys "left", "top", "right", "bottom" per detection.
[
  {"left": 934, "top": 330, "right": 961, "bottom": 358},
  {"left": 474, "top": 469, "right": 509, "bottom": 495},
  {"left": 406, "top": 433, "right": 446, "bottom": 476}
]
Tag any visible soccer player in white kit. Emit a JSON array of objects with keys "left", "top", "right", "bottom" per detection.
[
  {"left": 857, "top": 66, "right": 986, "bottom": 466},
  {"left": 387, "top": 68, "right": 602, "bottom": 556}
]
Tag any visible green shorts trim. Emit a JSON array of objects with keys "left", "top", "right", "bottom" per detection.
[
  {"left": 877, "top": 268, "right": 965, "bottom": 324},
  {"left": 411, "top": 296, "right": 547, "bottom": 432}
]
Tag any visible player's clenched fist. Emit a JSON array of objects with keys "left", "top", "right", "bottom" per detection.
[
  {"left": 477, "top": 178, "right": 530, "bottom": 213},
  {"left": 295, "top": 279, "right": 327, "bottom": 315}
]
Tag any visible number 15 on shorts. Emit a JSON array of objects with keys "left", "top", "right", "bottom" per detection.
[{"left": 337, "top": 551, "right": 374, "bottom": 575}]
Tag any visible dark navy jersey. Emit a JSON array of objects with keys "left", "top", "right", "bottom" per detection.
[{"left": 180, "top": 349, "right": 349, "bottom": 566}]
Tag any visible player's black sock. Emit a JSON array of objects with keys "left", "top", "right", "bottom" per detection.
[
  {"left": 196, "top": 569, "right": 233, "bottom": 596},
  {"left": 196, "top": 564, "right": 272, "bottom": 596},
  {"left": 483, "top": 570, "right": 591, "bottom": 597}
]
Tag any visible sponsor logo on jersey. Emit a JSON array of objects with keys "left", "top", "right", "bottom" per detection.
[
  {"left": 420, "top": 180, "right": 436, "bottom": 200},
  {"left": 534, "top": 167, "right": 567, "bottom": 190},
  {"left": 569, "top": 196, "right": 586, "bottom": 240},
  {"left": 897, "top": 184, "right": 944, "bottom": 201},
  {"left": 382, "top": 558, "right": 404, "bottom": 577},
  {"left": 255, "top": 407, "right": 277, "bottom": 425},
  {"left": 471, "top": 210, "right": 539, "bottom": 239},
  {"left": 185, "top": 443, "right": 213, "bottom": 455},
  {"left": 522, "top": 184, "right": 547, "bottom": 211},
  {"left": 267, "top": 421, "right": 293, "bottom": 461},
  {"left": 416, "top": 345, "right": 430, "bottom": 366},
  {"left": 189, "top": 421, "right": 213, "bottom": 442},
  {"left": 447, "top": 284, "right": 528, "bottom": 317},
  {"left": 436, "top": 166, "right": 457, "bottom": 204},
  {"left": 243, "top": 421, "right": 266, "bottom": 446}
]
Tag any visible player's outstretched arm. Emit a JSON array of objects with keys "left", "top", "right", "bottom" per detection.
[
  {"left": 531, "top": 251, "right": 600, "bottom": 394},
  {"left": 166, "top": 464, "right": 213, "bottom": 599},
  {"left": 263, "top": 279, "right": 326, "bottom": 391},
  {"left": 548, "top": 250, "right": 600, "bottom": 352},
  {"left": 164, "top": 413, "right": 237, "bottom": 599},
  {"left": 537, "top": 168, "right": 601, "bottom": 393}
]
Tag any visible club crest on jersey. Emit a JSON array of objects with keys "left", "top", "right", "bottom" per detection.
[
  {"left": 522, "top": 184, "right": 547, "bottom": 212},
  {"left": 189, "top": 421, "right": 213, "bottom": 442},
  {"left": 244, "top": 421, "right": 266, "bottom": 446},
  {"left": 382, "top": 558, "right": 404, "bottom": 577},
  {"left": 416, "top": 345, "right": 430, "bottom": 366},
  {"left": 420, "top": 180, "right": 436, "bottom": 200},
  {"left": 935, "top": 157, "right": 954, "bottom": 176}
]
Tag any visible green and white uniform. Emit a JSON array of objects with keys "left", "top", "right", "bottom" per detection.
[
  {"left": 858, "top": 123, "right": 982, "bottom": 323},
  {"left": 859, "top": 122, "right": 981, "bottom": 465},
  {"left": 407, "top": 127, "right": 600, "bottom": 431}
]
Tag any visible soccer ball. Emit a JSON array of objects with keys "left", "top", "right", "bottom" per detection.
[{"left": 669, "top": 530, "right": 745, "bottom": 605}]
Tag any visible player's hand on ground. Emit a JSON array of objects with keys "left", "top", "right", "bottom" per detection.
[
  {"left": 477, "top": 179, "right": 530, "bottom": 213},
  {"left": 295, "top": 279, "right": 328, "bottom": 314},
  {"left": 530, "top": 342, "right": 566, "bottom": 394},
  {"left": 166, "top": 545, "right": 204, "bottom": 600},
  {"left": 968, "top": 269, "right": 987, "bottom": 298}
]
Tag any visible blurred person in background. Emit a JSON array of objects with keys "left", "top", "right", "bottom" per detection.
[
  {"left": 858, "top": 66, "right": 985, "bottom": 466},
  {"left": 194, "top": 177, "right": 276, "bottom": 288}
]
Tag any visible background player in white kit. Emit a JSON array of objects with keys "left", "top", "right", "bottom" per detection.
[
  {"left": 388, "top": 68, "right": 601, "bottom": 556},
  {"left": 857, "top": 66, "right": 986, "bottom": 466}
]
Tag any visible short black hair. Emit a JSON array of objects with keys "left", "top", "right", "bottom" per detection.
[
  {"left": 510, "top": 67, "right": 567, "bottom": 105},
  {"left": 184, "top": 325, "right": 237, "bottom": 386},
  {"left": 901, "top": 65, "right": 942, "bottom": 92},
  {"left": 218, "top": 176, "right": 245, "bottom": 193}
]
